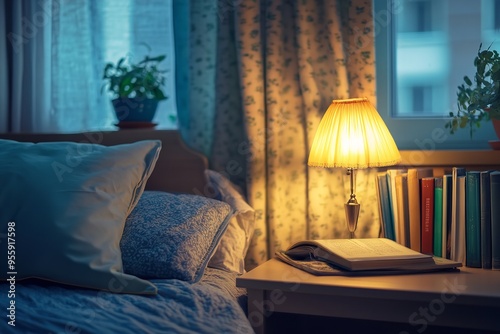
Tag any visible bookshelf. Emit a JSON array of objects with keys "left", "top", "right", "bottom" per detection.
[
  {"left": 398, "top": 150, "right": 500, "bottom": 171},
  {"left": 376, "top": 150, "right": 500, "bottom": 269}
]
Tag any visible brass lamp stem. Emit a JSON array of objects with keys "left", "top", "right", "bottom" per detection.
[{"left": 345, "top": 168, "right": 360, "bottom": 238}]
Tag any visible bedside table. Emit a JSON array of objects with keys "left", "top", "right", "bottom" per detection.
[{"left": 236, "top": 258, "right": 500, "bottom": 334}]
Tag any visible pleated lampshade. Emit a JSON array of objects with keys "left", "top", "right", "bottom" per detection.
[{"left": 308, "top": 97, "right": 401, "bottom": 169}]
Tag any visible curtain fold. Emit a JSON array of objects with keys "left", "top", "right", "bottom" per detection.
[
  {"left": 175, "top": 0, "right": 219, "bottom": 158},
  {"left": 211, "top": 1, "right": 248, "bottom": 190},
  {"left": 174, "top": 0, "right": 248, "bottom": 190},
  {"left": 2, "top": 0, "right": 54, "bottom": 132},
  {"left": 51, "top": 1, "right": 106, "bottom": 132},
  {"left": 172, "top": 0, "right": 190, "bottom": 143}
]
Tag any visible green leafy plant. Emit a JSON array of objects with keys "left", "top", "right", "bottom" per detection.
[
  {"left": 101, "top": 53, "right": 167, "bottom": 100},
  {"left": 446, "top": 44, "right": 500, "bottom": 137}
]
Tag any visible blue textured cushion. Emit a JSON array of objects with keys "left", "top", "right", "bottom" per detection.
[
  {"left": 120, "top": 191, "right": 234, "bottom": 282},
  {"left": 0, "top": 139, "right": 161, "bottom": 295}
]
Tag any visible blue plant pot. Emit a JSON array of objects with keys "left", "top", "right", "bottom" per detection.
[{"left": 112, "top": 98, "right": 159, "bottom": 122}]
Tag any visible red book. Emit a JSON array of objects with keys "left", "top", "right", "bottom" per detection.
[{"left": 420, "top": 177, "right": 435, "bottom": 254}]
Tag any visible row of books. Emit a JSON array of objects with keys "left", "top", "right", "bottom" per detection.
[{"left": 376, "top": 167, "right": 500, "bottom": 269}]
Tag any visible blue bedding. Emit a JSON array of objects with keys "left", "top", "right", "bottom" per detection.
[{"left": 0, "top": 268, "right": 253, "bottom": 334}]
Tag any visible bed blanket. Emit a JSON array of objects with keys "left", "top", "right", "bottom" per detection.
[{"left": 0, "top": 268, "right": 253, "bottom": 334}]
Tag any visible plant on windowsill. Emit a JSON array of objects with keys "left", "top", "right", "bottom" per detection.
[
  {"left": 445, "top": 44, "right": 500, "bottom": 140},
  {"left": 101, "top": 50, "right": 167, "bottom": 126}
]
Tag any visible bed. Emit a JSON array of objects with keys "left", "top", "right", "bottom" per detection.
[{"left": 0, "top": 130, "right": 255, "bottom": 333}]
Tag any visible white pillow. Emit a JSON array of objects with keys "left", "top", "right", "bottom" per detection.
[
  {"left": 206, "top": 170, "right": 255, "bottom": 274},
  {"left": 0, "top": 139, "right": 161, "bottom": 295}
]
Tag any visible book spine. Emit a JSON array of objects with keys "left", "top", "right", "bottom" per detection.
[
  {"left": 378, "top": 172, "right": 395, "bottom": 241},
  {"left": 395, "top": 173, "right": 410, "bottom": 247},
  {"left": 402, "top": 175, "right": 410, "bottom": 247},
  {"left": 453, "top": 175, "right": 466, "bottom": 264},
  {"left": 480, "top": 171, "right": 492, "bottom": 269},
  {"left": 442, "top": 174, "right": 452, "bottom": 259},
  {"left": 375, "top": 173, "right": 384, "bottom": 238},
  {"left": 451, "top": 168, "right": 466, "bottom": 263},
  {"left": 387, "top": 169, "right": 405, "bottom": 245},
  {"left": 465, "top": 171, "right": 481, "bottom": 268},
  {"left": 407, "top": 169, "right": 421, "bottom": 252},
  {"left": 491, "top": 172, "right": 500, "bottom": 270},
  {"left": 433, "top": 177, "right": 443, "bottom": 257},
  {"left": 421, "top": 177, "right": 434, "bottom": 255}
]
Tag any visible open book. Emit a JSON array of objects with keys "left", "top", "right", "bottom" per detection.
[{"left": 276, "top": 238, "right": 462, "bottom": 276}]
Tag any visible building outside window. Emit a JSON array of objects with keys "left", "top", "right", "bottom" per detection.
[{"left": 375, "top": 0, "right": 500, "bottom": 149}]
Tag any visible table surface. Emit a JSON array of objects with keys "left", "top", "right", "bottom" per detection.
[
  {"left": 238, "top": 258, "right": 500, "bottom": 305},
  {"left": 237, "top": 258, "right": 500, "bottom": 333}
]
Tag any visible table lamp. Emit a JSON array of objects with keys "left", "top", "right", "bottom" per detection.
[{"left": 308, "top": 97, "right": 401, "bottom": 238}]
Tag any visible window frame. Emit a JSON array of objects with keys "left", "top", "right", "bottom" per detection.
[{"left": 374, "top": 0, "right": 497, "bottom": 150}]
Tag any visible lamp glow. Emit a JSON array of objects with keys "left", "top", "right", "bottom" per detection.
[{"left": 308, "top": 97, "right": 401, "bottom": 237}]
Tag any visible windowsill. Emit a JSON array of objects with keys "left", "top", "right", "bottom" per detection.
[{"left": 398, "top": 150, "right": 500, "bottom": 169}]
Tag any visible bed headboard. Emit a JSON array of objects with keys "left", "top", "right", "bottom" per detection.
[{"left": 0, "top": 130, "right": 208, "bottom": 195}]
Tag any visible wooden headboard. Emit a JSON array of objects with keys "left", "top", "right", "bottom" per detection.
[{"left": 0, "top": 130, "right": 208, "bottom": 195}]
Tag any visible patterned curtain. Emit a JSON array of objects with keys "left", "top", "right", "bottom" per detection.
[
  {"left": 175, "top": 0, "right": 381, "bottom": 269},
  {"left": 174, "top": 0, "right": 247, "bottom": 189},
  {"left": 235, "top": 0, "right": 381, "bottom": 269}
]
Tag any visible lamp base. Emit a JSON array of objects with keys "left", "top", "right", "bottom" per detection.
[{"left": 345, "top": 200, "right": 360, "bottom": 239}]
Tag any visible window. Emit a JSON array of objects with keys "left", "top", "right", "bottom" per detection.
[
  {"left": 52, "top": 1, "right": 177, "bottom": 132},
  {"left": 375, "top": 0, "right": 500, "bottom": 150}
]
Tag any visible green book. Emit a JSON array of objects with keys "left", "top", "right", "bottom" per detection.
[
  {"left": 465, "top": 171, "right": 481, "bottom": 268},
  {"left": 491, "top": 172, "right": 500, "bottom": 270},
  {"left": 377, "top": 172, "right": 395, "bottom": 240},
  {"left": 480, "top": 171, "right": 493, "bottom": 269},
  {"left": 433, "top": 177, "right": 443, "bottom": 257}
]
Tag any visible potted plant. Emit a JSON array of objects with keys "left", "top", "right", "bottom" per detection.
[
  {"left": 102, "top": 52, "right": 167, "bottom": 124},
  {"left": 445, "top": 44, "right": 500, "bottom": 139}
]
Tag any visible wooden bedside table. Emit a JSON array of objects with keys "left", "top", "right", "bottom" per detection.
[{"left": 236, "top": 258, "right": 500, "bottom": 334}]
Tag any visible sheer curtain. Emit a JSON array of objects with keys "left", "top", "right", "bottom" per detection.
[
  {"left": 1, "top": 0, "right": 176, "bottom": 133},
  {"left": 0, "top": 0, "right": 52, "bottom": 132}
]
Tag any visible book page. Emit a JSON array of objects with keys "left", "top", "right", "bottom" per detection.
[{"left": 315, "top": 238, "right": 429, "bottom": 261}]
